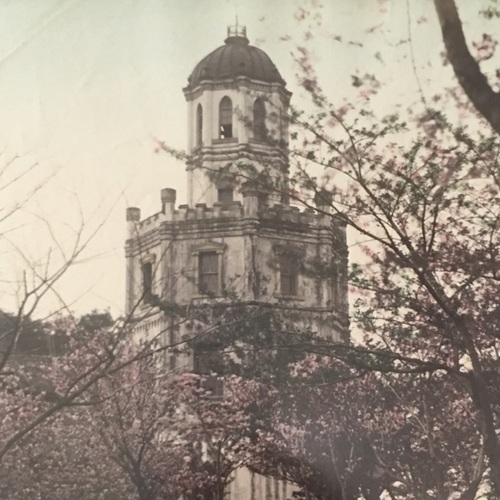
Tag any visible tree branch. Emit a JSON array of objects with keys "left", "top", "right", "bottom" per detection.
[{"left": 433, "top": 0, "right": 500, "bottom": 135}]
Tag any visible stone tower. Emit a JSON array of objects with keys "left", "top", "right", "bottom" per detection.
[{"left": 124, "top": 25, "right": 349, "bottom": 498}]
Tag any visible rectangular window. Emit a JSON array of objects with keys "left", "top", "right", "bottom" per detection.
[
  {"left": 258, "top": 192, "right": 269, "bottom": 208},
  {"left": 218, "top": 188, "right": 233, "bottom": 206},
  {"left": 193, "top": 344, "right": 221, "bottom": 374},
  {"left": 142, "top": 262, "right": 153, "bottom": 302},
  {"left": 199, "top": 252, "right": 219, "bottom": 295},
  {"left": 280, "top": 254, "right": 298, "bottom": 296},
  {"left": 193, "top": 343, "right": 224, "bottom": 397}
]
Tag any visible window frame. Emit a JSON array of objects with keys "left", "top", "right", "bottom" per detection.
[
  {"left": 279, "top": 253, "right": 298, "bottom": 296},
  {"left": 273, "top": 245, "right": 304, "bottom": 299},
  {"left": 217, "top": 187, "right": 234, "bottom": 206},
  {"left": 193, "top": 342, "right": 224, "bottom": 398},
  {"left": 191, "top": 242, "right": 225, "bottom": 297},
  {"left": 140, "top": 253, "right": 156, "bottom": 305},
  {"left": 196, "top": 103, "right": 203, "bottom": 147},
  {"left": 198, "top": 252, "right": 219, "bottom": 295},
  {"left": 253, "top": 97, "right": 267, "bottom": 141},
  {"left": 219, "top": 96, "right": 233, "bottom": 139}
]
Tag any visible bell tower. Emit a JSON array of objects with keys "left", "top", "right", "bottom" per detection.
[
  {"left": 125, "top": 24, "right": 348, "bottom": 343},
  {"left": 183, "top": 24, "right": 291, "bottom": 207},
  {"left": 124, "top": 27, "right": 349, "bottom": 498}
]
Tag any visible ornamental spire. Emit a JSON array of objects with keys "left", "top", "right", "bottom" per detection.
[{"left": 227, "top": 16, "right": 247, "bottom": 39}]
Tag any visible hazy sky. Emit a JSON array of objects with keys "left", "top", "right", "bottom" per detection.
[{"left": 0, "top": 0, "right": 489, "bottom": 317}]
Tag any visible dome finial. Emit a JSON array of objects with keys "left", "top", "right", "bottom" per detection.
[{"left": 227, "top": 16, "right": 247, "bottom": 39}]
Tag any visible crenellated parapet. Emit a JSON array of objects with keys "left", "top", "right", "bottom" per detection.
[{"left": 126, "top": 187, "right": 338, "bottom": 241}]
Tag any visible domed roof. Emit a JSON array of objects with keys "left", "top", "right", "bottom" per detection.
[{"left": 187, "top": 31, "right": 286, "bottom": 88}]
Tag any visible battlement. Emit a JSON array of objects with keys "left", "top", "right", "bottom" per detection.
[
  {"left": 261, "top": 203, "right": 326, "bottom": 226},
  {"left": 126, "top": 187, "right": 337, "bottom": 238},
  {"left": 136, "top": 201, "right": 244, "bottom": 230}
]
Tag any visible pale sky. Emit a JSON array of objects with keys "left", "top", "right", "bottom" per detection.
[{"left": 0, "top": 0, "right": 491, "bottom": 317}]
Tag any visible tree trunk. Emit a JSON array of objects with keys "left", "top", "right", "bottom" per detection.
[
  {"left": 433, "top": 0, "right": 500, "bottom": 136},
  {"left": 461, "top": 328, "right": 500, "bottom": 498}
]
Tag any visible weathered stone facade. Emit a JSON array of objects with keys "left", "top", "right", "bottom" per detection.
[
  {"left": 124, "top": 25, "right": 349, "bottom": 499},
  {"left": 125, "top": 186, "right": 348, "bottom": 344}
]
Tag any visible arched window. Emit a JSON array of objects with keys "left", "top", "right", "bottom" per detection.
[
  {"left": 196, "top": 104, "right": 203, "bottom": 147},
  {"left": 253, "top": 98, "right": 266, "bottom": 141},
  {"left": 219, "top": 96, "right": 233, "bottom": 139}
]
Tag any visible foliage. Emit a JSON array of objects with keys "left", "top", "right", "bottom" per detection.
[
  {"left": 3, "top": 2, "right": 500, "bottom": 498},
  {"left": 0, "top": 308, "right": 254, "bottom": 500},
  {"left": 258, "top": 1, "right": 500, "bottom": 496}
]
